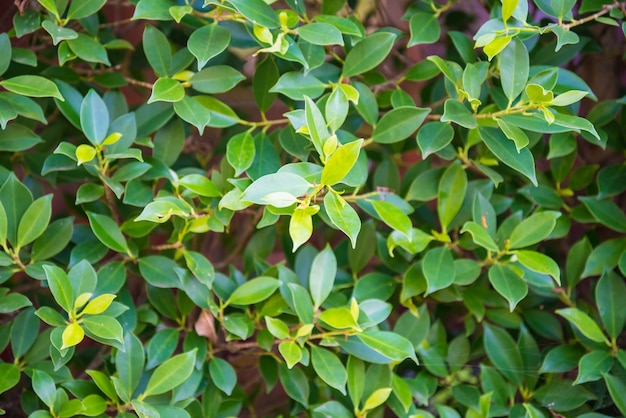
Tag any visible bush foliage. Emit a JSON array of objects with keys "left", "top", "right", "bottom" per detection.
[{"left": 1, "top": 0, "right": 626, "bottom": 416}]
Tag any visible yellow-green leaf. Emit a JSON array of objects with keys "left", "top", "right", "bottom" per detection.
[
  {"left": 82, "top": 294, "right": 116, "bottom": 315},
  {"left": 61, "top": 322, "right": 85, "bottom": 350}
]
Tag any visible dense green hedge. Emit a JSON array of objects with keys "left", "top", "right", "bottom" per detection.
[{"left": 1, "top": 0, "right": 626, "bottom": 416}]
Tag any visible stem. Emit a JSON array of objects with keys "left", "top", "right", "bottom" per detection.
[{"left": 562, "top": 1, "right": 626, "bottom": 30}]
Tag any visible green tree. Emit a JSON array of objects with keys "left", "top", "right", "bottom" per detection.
[{"left": 1, "top": 0, "right": 626, "bottom": 416}]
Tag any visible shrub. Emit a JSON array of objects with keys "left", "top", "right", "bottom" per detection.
[{"left": 0, "top": 0, "right": 626, "bottom": 416}]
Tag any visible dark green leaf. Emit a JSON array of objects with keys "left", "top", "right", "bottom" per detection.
[
  {"left": 86, "top": 212, "right": 129, "bottom": 255},
  {"left": 483, "top": 324, "right": 523, "bottom": 386},
  {"left": 209, "top": 357, "right": 237, "bottom": 395},
  {"left": 478, "top": 127, "right": 537, "bottom": 185},
  {"left": 309, "top": 245, "right": 336, "bottom": 309},
  {"left": 270, "top": 72, "right": 326, "bottom": 100},
  {"left": 67, "top": 34, "right": 110, "bottom": 65},
  {"left": 417, "top": 121, "right": 455, "bottom": 158},
  {"left": 595, "top": 270, "right": 626, "bottom": 340},
  {"left": 438, "top": 161, "right": 468, "bottom": 231}
]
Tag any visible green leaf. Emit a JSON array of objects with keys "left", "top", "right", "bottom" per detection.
[
  {"left": 0, "top": 292, "right": 31, "bottom": 313},
  {"left": 190, "top": 66, "right": 245, "bottom": 94},
  {"left": 461, "top": 221, "right": 499, "bottom": 252},
  {"left": 278, "top": 363, "right": 309, "bottom": 407},
  {"left": 0, "top": 33, "right": 11, "bottom": 76},
  {"left": 132, "top": 0, "right": 173, "bottom": 20},
  {"left": 86, "top": 212, "right": 130, "bottom": 255},
  {"left": 597, "top": 164, "right": 626, "bottom": 198},
  {"left": 438, "top": 161, "right": 468, "bottom": 232},
  {"left": 82, "top": 315, "right": 124, "bottom": 344},
  {"left": 298, "top": 22, "right": 344, "bottom": 46},
  {"left": 422, "top": 246, "right": 456, "bottom": 295},
  {"left": 488, "top": 264, "right": 528, "bottom": 311},
  {"left": 143, "top": 349, "right": 197, "bottom": 397},
  {"left": 0, "top": 363, "right": 20, "bottom": 394},
  {"left": 408, "top": 12, "right": 440, "bottom": 46},
  {"left": 556, "top": 308, "right": 608, "bottom": 344},
  {"left": 31, "top": 369, "right": 56, "bottom": 409},
  {"left": 304, "top": 95, "right": 329, "bottom": 155},
  {"left": 309, "top": 245, "right": 337, "bottom": 309},
  {"left": 483, "top": 35, "right": 512, "bottom": 61},
  {"left": 209, "top": 357, "right": 237, "bottom": 395},
  {"left": 80, "top": 90, "right": 109, "bottom": 145},
  {"left": 603, "top": 373, "right": 626, "bottom": 416},
  {"left": 61, "top": 322, "right": 85, "bottom": 349},
  {"left": 173, "top": 96, "right": 211, "bottom": 134},
  {"left": 342, "top": 32, "right": 396, "bottom": 78},
  {"left": 279, "top": 341, "right": 302, "bottom": 369},
  {"left": 148, "top": 78, "right": 184, "bottom": 103},
  {"left": 143, "top": 25, "right": 171, "bottom": 77},
  {"left": 371, "top": 200, "right": 412, "bottom": 237},
  {"left": 41, "top": 20, "right": 78, "bottom": 45},
  {"left": 319, "top": 307, "right": 360, "bottom": 330},
  {"left": 0, "top": 76, "right": 63, "bottom": 100},
  {"left": 0, "top": 202, "right": 7, "bottom": 246},
  {"left": 500, "top": 38, "right": 529, "bottom": 103},
  {"left": 508, "top": 211, "right": 561, "bottom": 249},
  {"left": 270, "top": 72, "right": 326, "bottom": 101},
  {"left": 0, "top": 124, "right": 42, "bottom": 152},
  {"left": 0, "top": 173, "right": 33, "bottom": 247},
  {"left": 322, "top": 139, "right": 363, "bottom": 185},
  {"left": 67, "top": 34, "right": 111, "bottom": 65},
  {"left": 441, "top": 99, "right": 476, "bottom": 129},
  {"left": 516, "top": 250, "right": 561, "bottom": 285},
  {"left": 582, "top": 237, "right": 626, "bottom": 278},
  {"left": 575, "top": 350, "right": 613, "bottom": 384},
  {"left": 416, "top": 121, "right": 455, "bottom": 158},
  {"left": 115, "top": 332, "right": 145, "bottom": 402},
  {"left": 595, "top": 270, "right": 626, "bottom": 340},
  {"left": 478, "top": 127, "right": 538, "bottom": 185},
  {"left": 289, "top": 207, "right": 314, "bottom": 252},
  {"left": 179, "top": 174, "right": 221, "bottom": 197},
  {"left": 43, "top": 265, "right": 73, "bottom": 314},
  {"left": 188, "top": 24, "right": 230, "bottom": 70},
  {"left": 311, "top": 346, "right": 347, "bottom": 395},
  {"left": 253, "top": 57, "right": 279, "bottom": 112},
  {"left": 496, "top": 118, "right": 530, "bottom": 152},
  {"left": 225, "top": 0, "right": 279, "bottom": 28},
  {"left": 357, "top": 331, "right": 418, "bottom": 364},
  {"left": 363, "top": 388, "right": 392, "bottom": 412},
  {"left": 16, "top": 194, "right": 52, "bottom": 249},
  {"left": 502, "top": 0, "right": 520, "bottom": 21},
  {"left": 226, "top": 131, "right": 255, "bottom": 177},
  {"left": 324, "top": 192, "right": 361, "bottom": 248},
  {"left": 241, "top": 172, "right": 311, "bottom": 205},
  {"left": 265, "top": 316, "right": 290, "bottom": 339},
  {"left": 483, "top": 324, "right": 523, "bottom": 386},
  {"left": 228, "top": 276, "right": 280, "bottom": 306},
  {"left": 579, "top": 196, "right": 626, "bottom": 233},
  {"left": 372, "top": 106, "right": 430, "bottom": 144},
  {"left": 138, "top": 256, "right": 179, "bottom": 288},
  {"left": 67, "top": 0, "right": 106, "bottom": 19}
]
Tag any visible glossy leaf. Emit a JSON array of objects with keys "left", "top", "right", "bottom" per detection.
[
  {"left": 227, "top": 277, "right": 280, "bottom": 306},
  {"left": 500, "top": 38, "right": 529, "bottom": 103},
  {"left": 595, "top": 270, "right": 626, "bottom": 339},
  {"left": 372, "top": 106, "right": 430, "bottom": 144},
  {"left": 342, "top": 32, "right": 396, "bottom": 78},
  {"left": 508, "top": 211, "right": 561, "bottom": 249},
  {"left": 488, "top": 264, "right": 528, "bottom": 311},
  {"left": 478, "top": 127, "right": 538, "bottom": 185},
  {"left": 483, "top": 324, "right": 523, "bottom": 386},
  {"left": 16, "top": 194, "right": 52, "bottom": 249},
  {"left": 143, "top": 349, "right": 197, "bottom": 397},
  {"left": 322, "top": 139, "right": 363, "bottom": 185},
  {"left": 309, "top": 245, "right": 337, "bottom": 309},
  {"left": 209, "top": 357, "right": 237, "bottom": 395},
  {"left": 0, "top": 76, "right": 63, "bottom": 100},
  {"left": 438, "top": 161, "right": 468, "bottom": 232},
  {"left": 556, "top": 308, "right": 608, "bottom": 344},
  {"left": 461, "top": 221, "right": 499, "bottom": 252},
  {"left": 188, "top": 24, "right": 230, "bottom": 70},
  {"left": 422, "top": 246, "right": 456, "bottom": 295},
  {"left": 86, "top": 212, "right": 130, "bottom": 255},
  {"left": 408, "top": 12, "right": 440, "bottom": 46},
  {"left": 324, "top": 192, "right": 361, "bottom": 248},
  {"left": 516, "top": 250, "right": 561, "bottom": 285}
]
